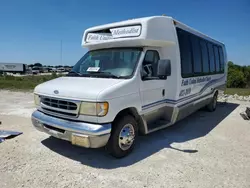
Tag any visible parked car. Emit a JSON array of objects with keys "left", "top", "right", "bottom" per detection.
[{"left": 32, "top": 67, "right": 42, "bottom": 74}]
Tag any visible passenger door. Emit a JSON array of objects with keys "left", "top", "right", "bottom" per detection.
[{"left": 139, "top": 50, "right": 166, "bottom": 127}]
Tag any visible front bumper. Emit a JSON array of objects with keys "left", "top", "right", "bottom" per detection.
[{"left": 31, "top": 110, "right": 111, "bottom": 148}]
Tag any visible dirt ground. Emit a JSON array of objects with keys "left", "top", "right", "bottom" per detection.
[{"left": 0, "top": 90, "right": 250, "bottom": 188}]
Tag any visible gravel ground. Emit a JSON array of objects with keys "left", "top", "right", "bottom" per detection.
[{"left": 0, "top": 90, "right": 250, "bottom": 188}]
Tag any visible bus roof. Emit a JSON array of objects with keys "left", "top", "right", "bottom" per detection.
[{"left": 82, "top": 16, "right": 224, "bottom": 49}]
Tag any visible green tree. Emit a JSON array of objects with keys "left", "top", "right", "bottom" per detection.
[
  {"left": 34, "top": 63, "right": 42, "bottom": 67},
  {"left": 227, "top": 62, "right": 247, "bottom": 88}
]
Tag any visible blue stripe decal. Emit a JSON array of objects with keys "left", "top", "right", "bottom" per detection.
[
  {"left": 142, "top": 75, "right": 225, "bottom": 110},
  {"left": 177, "top": 91, "right": 213, "bottom": 108}
]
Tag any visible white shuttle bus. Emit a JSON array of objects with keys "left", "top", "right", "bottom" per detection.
[{"left": 32, "top": 16, "right": 227, "bottom": 158}]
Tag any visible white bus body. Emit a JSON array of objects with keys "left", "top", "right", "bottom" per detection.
[{"left": 31, "top": 16, "right": 227, "bottom": 158}]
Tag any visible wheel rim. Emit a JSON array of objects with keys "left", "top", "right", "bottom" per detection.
[{"left": 118, "top": 124, "right": 135, "bottom": 151}]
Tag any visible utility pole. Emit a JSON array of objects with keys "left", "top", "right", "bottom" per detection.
[{"left": 60, "top": 40, "right": 63, "bottom": 66}]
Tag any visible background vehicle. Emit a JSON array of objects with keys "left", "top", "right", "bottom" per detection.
[
  {"left": 32, "top": 66, "right": 43, "bottom": 74},
  {"left": 56, "top": 67, "right": 66, "bottom": 72},
  {"left": 0, "top": 63, "right": 27, "bottom": 74}
]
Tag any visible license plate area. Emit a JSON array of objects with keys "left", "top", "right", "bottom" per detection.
[{"left": 43, "top": 124, "right": 65, "bottom": 134}]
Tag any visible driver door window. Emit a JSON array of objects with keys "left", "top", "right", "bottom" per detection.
[{"left": 142, "top": 50, "right": 160, "bottom": 78}]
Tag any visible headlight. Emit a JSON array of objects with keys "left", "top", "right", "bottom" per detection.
[
  {"left": 34, "top": 94, "right": 40, "bottom": 106},
  {"left": 79, "top": 102, "right": 109, "bottom": 116}
]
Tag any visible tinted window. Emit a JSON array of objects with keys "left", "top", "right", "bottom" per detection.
[
  {"left": 219, "top": 47, "right": 225, "bottom": 72},
  {"left": 177, "top": 29, "right": 193, "bottom": 77},
  {"left": 71, "top": 48, "right": 142, "bottom": 78},
  {"left": 213, "top": 45, "right": 220, "bottom": 72},
  {"left": 142, "top": 50, "right": 160, "bottom": 78},
  {"left": 200, "top": 40, "right": 210, "bottom": 73},
  {"left": 120, "top": 51, "right": 139, "bottom": 67},
  {"left": 191, "top": 36, "right": 202, "bottom": 73},
  {"left": 176, "top": 28, "right": 224, "bottom": 76},
  {"left": 144, "top": 51, "right": 159, "bottom": 63},
  {"left": 207, "top": 43, "right": 215, "bottom": 73}
]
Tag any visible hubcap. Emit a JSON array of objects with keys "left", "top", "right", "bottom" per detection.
[{"left": 118, "top": 124, "right": 135, "bottom": 151}]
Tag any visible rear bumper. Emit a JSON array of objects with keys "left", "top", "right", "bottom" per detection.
[{"left": 31, "top": 110, "right": 111, "bottom": 148}]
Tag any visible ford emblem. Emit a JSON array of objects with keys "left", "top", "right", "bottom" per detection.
[{"left": 54, "top": 90, "right": 59, "bottom": 94}]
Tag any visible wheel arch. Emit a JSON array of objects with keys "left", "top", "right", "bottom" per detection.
[
  {"left": 214, "top": 89, "right": 219, "bottom": 96},
  {"left": 113, "top": 107, "right": 147, "bottom": 135}
]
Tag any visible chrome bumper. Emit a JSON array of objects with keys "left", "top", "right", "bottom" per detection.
[{"left": 31, "top": 110, "right": 111, "bottom": 148}]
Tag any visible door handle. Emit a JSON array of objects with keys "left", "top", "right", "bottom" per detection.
[{"left": 162, "top": 89, "right": 165, "bottom": 96}]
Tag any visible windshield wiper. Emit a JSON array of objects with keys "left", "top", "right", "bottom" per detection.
[
  {"left": 68, "top": 70, "right": 122, "bottom": 78},
  {"left": 67, "top": 71, "right": 82, "bottom": 77},
  {"left": 87, "top": 71, "right": 121, "bottom": 78}
]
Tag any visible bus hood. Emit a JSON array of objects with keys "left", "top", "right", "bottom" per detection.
[{"left": 34, "top": 77, "right": 124, "bottom": 101}]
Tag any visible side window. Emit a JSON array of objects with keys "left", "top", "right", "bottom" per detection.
[
  {"left": 207, "top": 43, "right": 215, "bottom": 73},
  {"left": 142, "top": 50, "right": 160, "bottom": 78},
  {"left": 200, "top": 40, "right": 210, "bottom": 74},
  {"left": 191, "top": 35, "right": 202, "bottom": 74},
  {"left": 177, "top": 28, "right": 224, "bottom": 76},
  {"left": 218, "top": 47, "right": 225, "bottom": 72},
  {"left": 213, "top": 45, "right": 220, "bottom": 73},
  {"left": 177, "top": 28, "right": 193, "bottom": 78}
]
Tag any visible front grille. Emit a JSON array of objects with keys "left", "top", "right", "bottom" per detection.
[
  {"left": 41, "top": 97, "right": 77, "bottom": 110},
  {"left": 42, "top": 107, "right": 77, "bottom": 117}
]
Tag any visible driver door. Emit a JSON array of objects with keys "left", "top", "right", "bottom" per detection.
[{"left": 139, "top": 49, "right": 166, "bottom": 126}]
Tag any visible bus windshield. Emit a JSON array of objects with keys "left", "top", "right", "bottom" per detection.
[{"left": 70, "top": 48, "right": 142, "bottom": 78}]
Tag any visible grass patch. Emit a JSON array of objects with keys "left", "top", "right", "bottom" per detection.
[
  {"left": 224, "top": 88, "right": 250, "bottom": 96},
  {"left": 2, "top": 75, "right": 250, "bottom": 96},
  {"left": 0, "top": 74, "right": 62, "bottom": 91}
]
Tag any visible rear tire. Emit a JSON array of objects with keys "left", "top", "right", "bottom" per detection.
[
  {"left": 207, "top": 92, "right": 218, "bottom": 112},
  {"left": 106, "top": 115, "right": 138, "bottom": 158}
]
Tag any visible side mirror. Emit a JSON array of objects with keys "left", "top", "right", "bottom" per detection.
[{"left": 157, "top": 59, "right": 171, "bottom": 78}]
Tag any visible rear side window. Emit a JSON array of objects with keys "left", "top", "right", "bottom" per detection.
[
  {"left": 213, "top": 45, "right": 220, "bottom": 73},
  {"left": 200, "top": 40, "right": 210, "bottom": 73},
  {"left": 176, "top": 27, "right": 225, "bottom": 77},
  {"left": 191, "top": 35, "right": 202, "bottom": 73},
  {"left": 207, "top": 43, "right": 215, "bottom": 73},
  {"left": 177, "top": 29, "right": 193, "bottom": 77},
  {"left": 219, "top": 47, "right": 225, "bottom": 72}
]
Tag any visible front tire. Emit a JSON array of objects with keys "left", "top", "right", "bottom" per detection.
[
  {"left": 207, "top": 92, "right": 218, "bottom": 112},
  {"left": 106, "top": 115, "right": 138, "bottom": 158}
]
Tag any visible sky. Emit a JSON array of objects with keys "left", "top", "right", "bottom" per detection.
[{"left": 0, "top": 0, "right": 249, "bottom": 66}]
